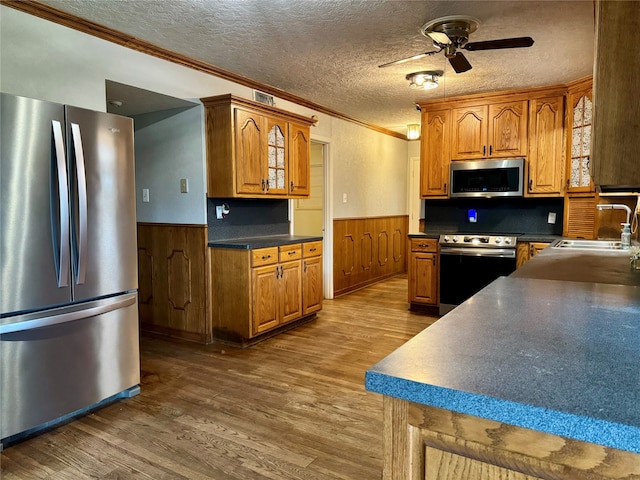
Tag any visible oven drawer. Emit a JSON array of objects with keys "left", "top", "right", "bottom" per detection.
[{"left": 411, "top": 238, "right": 438, "bottom": 253}]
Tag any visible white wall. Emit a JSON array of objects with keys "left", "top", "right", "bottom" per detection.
[
  {"left": 0, "top": 5, "right": 409, "bottom": 223},
  {"left": 134, "top": 106, "right": 207, "bottom": 224}
]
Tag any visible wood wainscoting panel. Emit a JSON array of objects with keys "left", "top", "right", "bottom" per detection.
[
  {"left": 333, "top": 215, "right": 408, "bottom": 297},
  {"left": 137, "top": 223, "right": 211, "bottom": 343}
]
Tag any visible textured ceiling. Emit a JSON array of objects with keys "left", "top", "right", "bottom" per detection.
[{"left": 35, "top": 0, "right": 595, "bottom": 133}]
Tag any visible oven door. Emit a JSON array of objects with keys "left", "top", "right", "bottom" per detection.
[{"left": 439, "top": 247, "right": 517, "bottom": 315}]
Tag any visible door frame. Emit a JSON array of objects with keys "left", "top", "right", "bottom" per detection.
[{"left": 289, "top": 135, "right": 333, "bottom": 300}]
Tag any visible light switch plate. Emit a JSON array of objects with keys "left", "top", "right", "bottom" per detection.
[
  {"left": 547, "top": 212, "right": 557, "bottom": 224},
  {"left": 142, "top": 188, "right": 149, "bottom": 203},
  {"left": 180, "top": 178, "right": 189, "bottom": 193}
]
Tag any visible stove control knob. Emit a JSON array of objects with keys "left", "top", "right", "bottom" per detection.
[
  {"left": 452, "top": 236, "right": 459, "bottom": 243},
  {"left": 444, "top": 235, "right": 450, "bottom": 243},
  {"left": 495, "top": 236, "right": 503, "bottom": 244},
  {"left": 504, "top": 237, "right": 512, "bottom": 245}
]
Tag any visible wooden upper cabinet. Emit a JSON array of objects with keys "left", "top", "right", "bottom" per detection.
[
  {"left": 265, "top": 117, "right": 289, "bottom": 195},
  {"left": 451, "top": 105, "right": 487, "bottom": 160},
  {"left": 235, "top": 108, "right": 266, "bottom": 195},
  {"left": 202, "top": 94, "right": 314, "bottom": 198},
  {"left": 488, "top": 101, "right": 528, "bottom": 158},
  {"left": 565, "top": 78, "right": 594, "bottom": 193},
  {"left": 451, "top": 100, "right": 527, "bottom": 160},
  {"left": 527, "top": 95, "right": 564, "bottom": 196},
  {"left": 420, "top": 109, "right": 450, "bottom": 198},
  {"left": 288, "top": 122, "right": 311, "bottom": 196}
]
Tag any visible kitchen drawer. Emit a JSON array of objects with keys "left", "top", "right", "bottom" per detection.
[
  {"left": 279, "top": 243, "right": 302, "bottom": 262},
  {"left": 303, "top": 241, "right": 322, "bottom": 258},
  {"left": 410, "top": 238, "right": 438, "bottom": 253},
  {"left": 252, "top": 247, "right": 279, "bottom": 267}
]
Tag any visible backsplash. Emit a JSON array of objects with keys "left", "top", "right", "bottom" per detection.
[
  {"left": 207, "top": 198, "right": 289, "bottom": 241},
  {"left": 423, "top": 198, "right": 564, "bottom": 235}
]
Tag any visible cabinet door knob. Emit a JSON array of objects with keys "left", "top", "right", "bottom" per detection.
[
  {"left": 444, "top": 183, "right": 447, "bottom": 194},
  {"left": 483, "top": 145, "right": 486, "bottom": 156},
  {"left": 290, "top": 181, "right": 295, "bottom": 192},
  {"left": 489, "top": 145, "right": 493, "bottom": 156},
  {"left": 304, "top": 261, "right": 307, "bottom": 272}
]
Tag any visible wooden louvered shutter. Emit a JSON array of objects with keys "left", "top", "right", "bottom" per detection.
[{"left": 564, "top": 196, "right": 596, "bottom": 239}]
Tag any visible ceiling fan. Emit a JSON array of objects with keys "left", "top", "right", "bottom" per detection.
[{"left": 379, "top": 15, "right": 534, "bottom": 73}]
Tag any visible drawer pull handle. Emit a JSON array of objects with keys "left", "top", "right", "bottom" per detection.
[
  {"left": 309, "top": 247, "right": 317, "bottom": 252},
  {"left": 262, "top": 255, "right": 271, "bottom": 260},
  {"left": 418, "top": 243, "right": 428, "bottom": 247},
  {"left": 288, "top": 251, "right": 296, "bottom": 255}
]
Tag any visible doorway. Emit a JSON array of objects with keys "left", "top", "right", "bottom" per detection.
[{"left": 293, "top": 142, "right": 324, "bottom": 236}]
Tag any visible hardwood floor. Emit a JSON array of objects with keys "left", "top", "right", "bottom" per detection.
[{"left": 1, "top": 275, "right": 438, "bottom": 480}]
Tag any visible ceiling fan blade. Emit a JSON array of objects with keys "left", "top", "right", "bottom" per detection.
[
  {"left": 463, "top": 37, "right": 534, "bottom": 51},
  {"left": 449, "top": 52, "right": 472, "bottom": 73},
  {"left": 378, "top": 50, "right": 440, "bottom": 68}
]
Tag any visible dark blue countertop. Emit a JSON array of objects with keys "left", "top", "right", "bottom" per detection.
[
  {"left": 410, "top": 231, "right": 561, "bottom": 243},
  {"left": 366, "top": 257, "right": 640, "bottom": 453},
  {"left": 208, "top": 234, "right": 323, "bottom": 249}
]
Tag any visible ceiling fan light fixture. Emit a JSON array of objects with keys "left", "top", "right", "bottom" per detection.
[
  {"left": 406, "top": 71, "right": 440, "bottom": 90},
  {"left": 406, "top": 124, "right": 421, "bottom": 140}
]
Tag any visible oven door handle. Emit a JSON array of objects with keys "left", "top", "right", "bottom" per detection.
[{"left": 439, "top": 247, "right": 516, "bottom": 258}]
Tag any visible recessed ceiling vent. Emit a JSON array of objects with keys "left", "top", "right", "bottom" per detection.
[{"left": 253, "top": 90, "right": 275, "bottom": 106}]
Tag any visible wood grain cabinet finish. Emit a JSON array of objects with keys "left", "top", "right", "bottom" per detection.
[
  {"left": 565, "top": 77, "right": 594, "bottom": 194},
  {"left": 418, "top": 85, "right": 571, "bottom": 199},
  {"left": 137, "top": 224, "right": 210, "bottom": 343},
  {"left": 382, "top": 397, "right": 640, "bottom": 480},
  {"left": 408, "top": 238, "right": 438, "bottom": 306},
  {"left": 451, "top": 100, "right": 527, "bottom": 160},
  {"left": 516, "top": 241, "right": 550, "bottom": 268},
  {"left": 592, "top": 1, "right": 640, "bottom": 188},
  {"left": 420, "top": 109, "right": 450, "bottom": 198},
  {"left": 527, "top": 95, "right": 565, "bottom": 196},
  {"left": 201, "top": 94, "right": 314, "bottom": 199},
  {"left": 333, "top": 216, "right": 408, "bottom": 297},
  {"left": 211, "top": 242, "right": 320, "bottom": 344},
  {"left": 302, "top": 241, "right": 323, "bottom": 315}
]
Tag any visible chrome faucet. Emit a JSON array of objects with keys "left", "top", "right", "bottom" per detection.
[{"left": 597, "top": 203, "right": 633, "bottom": 248}]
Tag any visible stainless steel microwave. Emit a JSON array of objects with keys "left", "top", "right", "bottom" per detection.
[{"left": 450, "top": 158, "right": 525, "bottom": 198}]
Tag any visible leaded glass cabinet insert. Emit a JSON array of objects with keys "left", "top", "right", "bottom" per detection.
[
  {"left": 268, "top": 124, "right": 286, "bottom": 191},
  {"left": 570, "top": 94, "right": 593, "bottom": 189}
]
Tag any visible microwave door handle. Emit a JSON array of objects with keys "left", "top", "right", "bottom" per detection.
[
  {"left": 70, "top": 123, "right": 88, "bottom": 285},
  {"left": 52, "top": 120, "right": 70, "bottom": 288}
]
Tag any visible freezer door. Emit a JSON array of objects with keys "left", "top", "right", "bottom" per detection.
[
  {"left": 0, "top": 293, "right": 140, "bottom": 440},
  {"left": 1, "top": 94, "right": 72, "bottom": 315},
  {"left": 65, "top": 106, "right": 138, "bottom": 301}
]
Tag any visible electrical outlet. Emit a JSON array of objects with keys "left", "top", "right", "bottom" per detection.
[
  {"left": 216, "top": 205, "right": 224, "bottom": 219},
  {"left": 547, "top": 212, "right": 557, "bottom": 224},
  {"left": 142, "top": 188, "right": 150, "bottom": 203},
  {"left": 343, "top": 193, "right": 348, "bottom": 203}
]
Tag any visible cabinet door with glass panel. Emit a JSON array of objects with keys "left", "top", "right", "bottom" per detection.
[{"left": 566, "top": 78, "right": 594, "bottom": 193}]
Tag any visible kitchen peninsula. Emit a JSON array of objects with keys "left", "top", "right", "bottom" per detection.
[{"left": 366, "top": 245, "right": 640, "bottom": 479}]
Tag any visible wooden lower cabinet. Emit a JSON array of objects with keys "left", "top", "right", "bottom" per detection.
[
  {"left": 211, "top": 242, "right": 321, "bottom": 344},
  {"left": 516, "top": 241, "right": 551, "bottom": 268},
  {"left": 302, "top": 241, "right": 323, "bottom": 315},
  {"left": 408, "top": 238, "right": 439, "bottom": 307},
  {"left": 383, "top": 397, "right": 640, "bottom": 480}
]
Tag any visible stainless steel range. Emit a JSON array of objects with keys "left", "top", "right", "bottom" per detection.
[{"left": 439, "top": 233, "right": 519, "bottom": 315}]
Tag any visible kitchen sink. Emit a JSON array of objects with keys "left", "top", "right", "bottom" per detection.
[{"left": 551, "top": 239, "right": 623, "bottom": 250}]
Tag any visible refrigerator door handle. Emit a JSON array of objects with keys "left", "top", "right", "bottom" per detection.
[
  {"left": 0, "top": 293, "right": 137, "bottom": 334},
  {"left": 52, "top": 120, "right": 70, "bottom": 288},
  {"left": 70, "top": 123, "right": 88, "bottom": 285}
]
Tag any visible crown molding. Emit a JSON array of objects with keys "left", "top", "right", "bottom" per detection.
[{"left": 1, "top": 0, "right": 406, "bottom": 140}]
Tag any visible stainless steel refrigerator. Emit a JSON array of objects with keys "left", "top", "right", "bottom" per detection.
[{"left": 1, "top": 93, "right": 140, "bottom": 443}]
